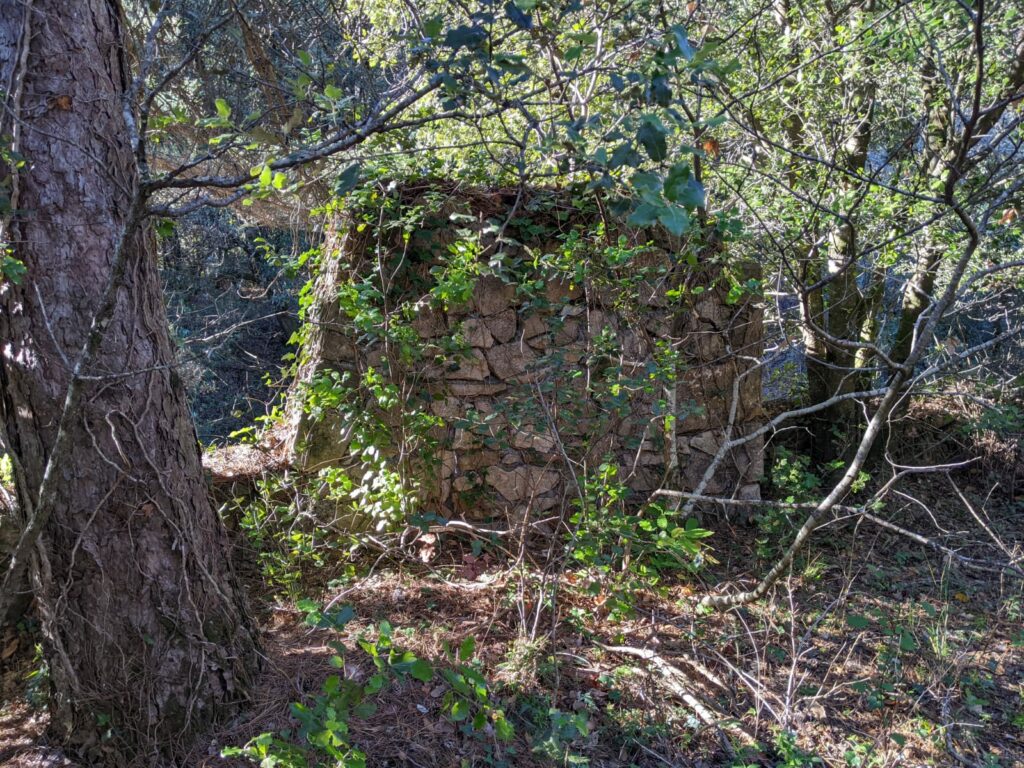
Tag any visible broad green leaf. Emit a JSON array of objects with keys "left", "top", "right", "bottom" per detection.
[
  {"left": 659, "top": 205, "right": 690, "bottom": 236},
  {"left": 628, "top": 202, "right": 660, "bottom": 227},
  {"left": 409, "top": 658, "right": 434, "bottom": 682},
  {"left": 637, "top": 121, "right": 667, "bottom": 162},
  {"left": 333, "top": 163, "right": 362, "bottom": 196}
]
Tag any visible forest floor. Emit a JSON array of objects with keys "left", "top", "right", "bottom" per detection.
[{"left": 2, "top": 460, "right": 1022, "bottom": 767}]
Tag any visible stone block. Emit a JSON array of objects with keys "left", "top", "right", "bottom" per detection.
[
  {"left": 447, "top": 348, "right": 490, "bottom": 381},
  {"left": 411, "top": 303, "right": 448, "bottom": 338},
  {"left": 447, "top": 381, "right": 507, "bottom": 397},
  {"left": 486, "top": 343, "right": 537, "bottom": 381},
  {"left": 460, "top": 318, "right": 494, "bottom": 348},
  {"left": 485, "top": 309, "right": 517, "bottom": 343},
  {"left": 473, "top": 275, "right": 516, "bottom": 316},
  {"left": 485, "top": 465, "right": 560, "bottom": 502}
]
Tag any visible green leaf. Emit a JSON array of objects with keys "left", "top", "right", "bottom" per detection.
[
  {"left": 324, "top": 84, "right": 343, "bottom": 101},
  {"left": 899, "top": 631, "right": 918, "bottom": 652},
  {"left": 658, "top": 206, "right": 690, "bottom": 236},
  {"left": 459, "top": 636, "right": 476, "bottom": 661},
  {"left": 494, "top": 712, "right": 515, "bottom": 741},
  {"left": 651, "top": 74, "right": 672, "bottom": 107},
  {"left": 353, "top": 701, "right": 377, "bottom": 718},
  {"left": 505, "top": 1, "right": 532, "bottom": 29},
  {"left": 630, "top": 170, "right": 662, "bottom": 198},
  {"left": 333, "top": 163, "right": 362, "bottom": 196},
  {"left": 259, "top": 165, "right": 273, "bottom": 186},
  {"left": 423, "top": 15, "right": 443, "bottom": 38},
  {"left": 628, "top": 202, "right": 660, "bottom": 227},
  {"left": 664, "top": 162, "right": 705, "bottom": 208},
  {"left": 325, "top": 604, "right": 355, "bottom": 629},
  {"left": 215, "top": 98, "right": 231, "bottom": 119},
  {"left": 609, "top": 142, "right": 641, "bottom": 170},
  {"left": 671, "top": 25, "right": 696, "bottom": 61},
  {"left": 637, "top": 120, "right": 667, "bottom": 162},
  {"left": 364, "top": 674, "right": 385, "bottom": 694},
  {"left": 409, "top": 658, "right": 434, "bottom": 682},
  {"left": 445, "top": 25, "right": 486, "bottom": 50},
  {"left": 847, "top": 614, "right": 871, "bottom": 629},
  {"left": 450, "top": 699, "right": 469, "bottom": 721}
]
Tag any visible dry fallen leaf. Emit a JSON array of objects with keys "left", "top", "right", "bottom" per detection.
[{"left": 417, "top": 532, "right": 438, "bottom": 563}]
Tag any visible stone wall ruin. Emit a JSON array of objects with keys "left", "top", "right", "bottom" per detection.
[{"left": 283, "top": 183, "right": 764, "bottom": 527}]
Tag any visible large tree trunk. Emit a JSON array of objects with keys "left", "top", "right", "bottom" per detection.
[{"left": 0, "top": 1, "right": 259, "bottom": 762}]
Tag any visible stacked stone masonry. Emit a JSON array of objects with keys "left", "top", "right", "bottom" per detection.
[{"left": 286, "top": 185, "right": 765, "bottom": 523}]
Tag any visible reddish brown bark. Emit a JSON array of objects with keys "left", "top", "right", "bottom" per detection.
[{"left": 0, "top": 1, "right": 259, "bottom": 762}]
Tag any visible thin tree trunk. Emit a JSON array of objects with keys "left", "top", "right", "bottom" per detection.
[
  {"left": 0, "top": 1, "right": 259, "bottom": 762},
  {"left": 804, "top": 0, "right": 877, "bottom": 461}
]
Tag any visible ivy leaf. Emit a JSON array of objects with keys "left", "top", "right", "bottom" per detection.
[{"left": 637, "top": 119, "right": 668, "bottom": 162}]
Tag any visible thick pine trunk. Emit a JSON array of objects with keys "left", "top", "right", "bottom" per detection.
[{"left": 0, "top": 1, "right": 259, "bottom": 762}]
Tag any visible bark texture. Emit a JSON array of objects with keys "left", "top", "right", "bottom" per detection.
[
  {"left": 0, "top": 1, "right": 259, "bottom": 762},
  {"left": 803, "top": 0, "right": 878, "bottom": 462}
]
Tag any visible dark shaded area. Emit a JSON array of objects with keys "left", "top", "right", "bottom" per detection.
[{"left": 160, "top": 209, "right": 304, "bottom": 443}]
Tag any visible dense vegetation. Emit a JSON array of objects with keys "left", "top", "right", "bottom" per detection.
[{"left": 0, "top": 0, "right": 1022, "bottom": 766}]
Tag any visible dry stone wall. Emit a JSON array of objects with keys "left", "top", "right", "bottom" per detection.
[{"left": 285, "top": 184, "right": 764, "bottom": 525}]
